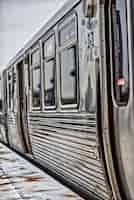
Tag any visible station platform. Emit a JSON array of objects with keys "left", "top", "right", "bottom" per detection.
[{"left": 0, "top": 143, "right": 84, "bottom": 200}]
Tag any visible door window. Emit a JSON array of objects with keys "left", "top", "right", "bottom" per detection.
[
  {"left": 31, "top": 48, "right": 41, "bottom": 109},
  {"left": 111, "top": 0, "right": 129, "bottom": 105},
  {"left": 12, "top": 68, "right": 17, "bottom": 112},
  {"left": 8, "top": 71, "right": 12, "bottom": 111}
]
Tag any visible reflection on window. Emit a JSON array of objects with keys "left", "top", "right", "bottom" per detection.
[
  {"left": 60, "top": 47, "right": 77, "bottom": 105},
  {"left": 59, "top": 18, "right": 76, "bottom": 46},
  {"left": 32, "top": 49, "right": 40, "bottom": 65},
  {"left": 43, "top": 35, "right": 56, "bottom": 108},
  {"left": 43, "top": 35, "right": 55, "bottom": 59},
  {"left": 8, "top": 71, "right": 12, "bottom": 111},
  {"left": 44, "top": 61, "right": 55, "bottom": 107},
  {"left": 12, "top": 69, "right": 17, "bottom": 112},
  {"left": 32, "top": 67, "right": 41, "bottom": 108}
]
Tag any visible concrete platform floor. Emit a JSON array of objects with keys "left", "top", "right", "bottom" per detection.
[{"left": 0, "top": 143, "right": 84, "bottom": 200}]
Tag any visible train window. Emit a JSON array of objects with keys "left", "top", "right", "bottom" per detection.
[
  {"left": 43, "top": 35, "right": 55, "bottom": 59},
  {"left": 43, "top": 35, "right": 56, "bottom": 108},
  {"left": 59, "top": 14, "right": 78, "bottom": 107},
  {"left": 25, "top": 54, "right": 31, "bottom": 88},
  {"left": 59, "top": 17, "right": 76, "bottom": 46},
  {"left": 32, "top": 66, "right": 41, "bottom": 108},
  {"left": 44, "top": 60, "right": 55, "bottom": 107},
  {"left": 31, "top": 48, "right": 41, "bottom": 109},
  {"left": 8, "top": 82, "right": 12, "bottom": 110},
  {"left": 8, "top": 72, "right": 12, "bottom": 81},
  {"left": 111, "top": 0, "right": 129, "bottom": 105},
  {"left": 60, "top": 47, "right": 77, "bottom": 105},
  {"left": 8, "top": 71, "right": 12, "bottom": 111},
  {"left": 32, "top": 49, "right": 40, "bottom": 65},
  {"left": 3, "top": 72, "right": 8, "bottom": 113},
  {"left": 12, "top": 68, "right": 17, "bottom": 112}
]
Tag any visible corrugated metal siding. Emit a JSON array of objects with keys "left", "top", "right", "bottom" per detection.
[
  {"left": 28, "top": 112, "right": 112, "bottom": 200},
  {"left": 7, "top": 113, "right": 24, "bottom": 151}
]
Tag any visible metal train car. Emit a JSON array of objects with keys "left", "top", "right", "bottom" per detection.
[{"left": 0, "top": 0, "right": 134, "bottom": 199}]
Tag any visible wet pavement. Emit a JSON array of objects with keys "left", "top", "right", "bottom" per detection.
[{"left": 0, "top": 143, "right": 84, "bottom": 200}]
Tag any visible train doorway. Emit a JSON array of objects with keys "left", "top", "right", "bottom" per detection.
[
  {"left": 17, "top": 60, "right": 32, "bottom": 153},
  {"left": 104, "top": 0, "right": 134, "bottom": 199}
]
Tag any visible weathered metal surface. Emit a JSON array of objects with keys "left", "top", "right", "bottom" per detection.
[
  {"left": 7, "top": 113, "right": 24, "bottom": 151},
  {"left": 28, "top": 113, "right": 111, "bottom": 200},
  {"left": 0, "top": 125, "right": 7, "bottom": 144},
  {"left": 0, "top": 143, "right": 84, "bottom": 200},
  {"left": 1, "top": 1, "right": 112, "bottom": 199}
]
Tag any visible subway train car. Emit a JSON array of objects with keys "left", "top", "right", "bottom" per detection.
[{"left": 0, "top": 0, "right": 134, "bottom": 199}]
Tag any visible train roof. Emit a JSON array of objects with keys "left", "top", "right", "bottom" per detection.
[{"left": 6, "top": 0, "right": 81, "bottom": 70}]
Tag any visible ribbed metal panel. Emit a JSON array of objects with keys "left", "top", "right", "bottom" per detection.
[
  {"left": 28, "top": 112, "right": 112, "bottom": 200},
  {"left": 7, "top": 113, "right": 24, "bottom": 151}
]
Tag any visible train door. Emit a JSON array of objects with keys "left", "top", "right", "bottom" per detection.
[
  {"left": 103, "top": 0, "right": 134, "bottom": 199},
  {"left": 17, "top": 60, "right": 32, "bottom": 153},
  {"left": 24, "top": 54, "right": 32, "bottom": 153},
  {"left": 0, "top": 71, "right": 8, "bottom": 144}
]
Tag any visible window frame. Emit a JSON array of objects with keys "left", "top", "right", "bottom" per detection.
[
  {"left": 59, "top": 14, "right": 77, "bottom": 47},
  {"left": 42, "top": 33, "right": 57, "bottom": 111},
  {"left": 43, "top": 34, "right": 55, "bottom": 61},
  {"left": 58, "top": 13, "right": 79, "bottom": 110},
  {"left": 7, "top": 68, "right": 13, "bottom": 112},
  {"left": 110, "top": 0, "right": 130, "bottom": 107},
  {"left": 31, "top": 45, "right": 41, "bottom": 111},
  {"left": 3, "top": 71, "right": 8, "bottom": 113},
  {"left": 12, "top": 66, "right": 17, "bottom": 113}
]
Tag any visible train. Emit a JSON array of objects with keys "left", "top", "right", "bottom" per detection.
[{"left": 0, "top": 0, "right": 134, "bottom": 199}]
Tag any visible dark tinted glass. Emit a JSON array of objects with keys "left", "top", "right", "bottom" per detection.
[
  {"left": 8, "top": 71, "right": 12, "bottom": 111},
  {"left": 111, "top": 0, "right": 129, "bottom": 105},
  {"left": 60, "top": 47, "right": 77, "bottom": 105},
  {"left": 12, "top": 69, "right": 17, "bottom": 111},
  {"left": 8, "top": 72, "right": 12, "bottom": 81},
  {"left": 9, "top": 82, "right": 12, "bottom": 110},
  {"left": 32, "top": 67, "right": 41, "bottom": 107},
  {"left": 44, "top": 60, "right": 55, "bottom": 107},
  {"left": 59, "top": 18, "right": 76, "bottom": 46}
]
